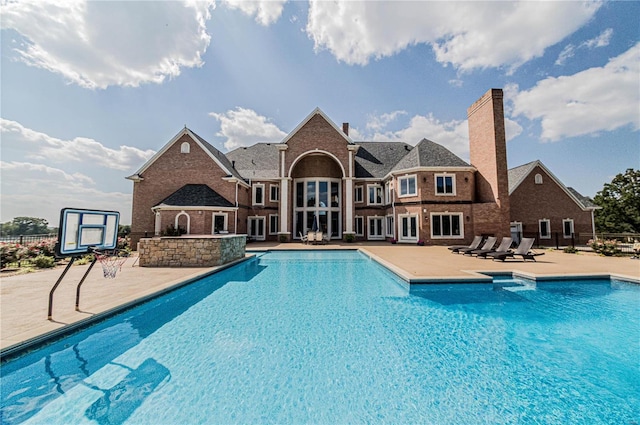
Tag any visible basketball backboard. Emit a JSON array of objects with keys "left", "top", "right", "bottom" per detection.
[{"left": 55, "top": 208, "right": 120, "bottom": 257}]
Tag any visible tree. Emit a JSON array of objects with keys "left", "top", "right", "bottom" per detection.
[
  {"left": 0, "top": 217, "right": 50, "bottom": 236},
  {"left": 593, "top": 169, "right": 640, "bottom": 233}
]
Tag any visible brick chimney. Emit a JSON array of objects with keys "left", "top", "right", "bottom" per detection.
[
  {"left": 467, "top": 88, "right": 510, "bottom": 237},
  {"left": 342, "top": 122, "right": 349, "bottom": 136}
]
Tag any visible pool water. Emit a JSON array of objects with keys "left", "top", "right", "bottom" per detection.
[{"left": 1, "top": 251, "right": 639, "bottom": 424}]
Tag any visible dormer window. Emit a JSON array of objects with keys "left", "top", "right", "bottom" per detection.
[
  {"left": 534, "top": 173, "right": 543, "bottom": 184},
  {"left": 181, "top": 142, "right": 190, "bottom": 153}
]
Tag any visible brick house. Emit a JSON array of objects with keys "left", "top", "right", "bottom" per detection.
[
  {"left": 508, "top": 160, "right": 598, "bottom": 246},
  {"left": 127, "top": 88, "right": 594, "bottom": 247}
]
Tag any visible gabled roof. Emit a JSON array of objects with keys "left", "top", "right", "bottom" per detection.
[
  {"left": 155, "top": 184, "right": 234, "bottom": 208},
  {"left": 281, "top": 107, "right": 353, "bottom": 145},
  {"left": 390, "top": 138, "right": 470, "bottom": 173},
  {"left": 354, "top": 142, "right": 414, "bottom": 178},
  {"left": 226, "top": 143, "right": 280, "bottom": 180},
  {"left": 508, "top": 160, "right": 598, "bottom": 210},
  {"left": 128, "top": 127, "right": 244, "bottom": 182}
]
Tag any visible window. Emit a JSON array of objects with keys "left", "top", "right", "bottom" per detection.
[
  {"left": 355, "top": 216, "right": 364, "bottom": 236},
  {"left": 431, "top": 212, "right": 463, "bottom": 239},
  {"left": 539, "top": 219, "right": 551, "bottom": 239},
  {"left": 293, "top": 178, "right": 342, "bottom": 239},
  {"left": 368, "top": 184, "right": 383, "bottom": 205},
  {"left": 535, "top": 174, "right": 543, "bottom": 184},
  {"left": 354, "top": 185, "right": 363, "bottom": 203},
  {"left": 180, "top": 142, "right": 190, "bottom": 153},
  {"left": 269, "top": 214, "right": 279, "bottom": 235},
  {"left": 435, "top": 174, "right": 455, "bottom": 195},
  {"left": 398, "top": 175, "right": 417, "bottom": 197},
  {"left": 368, "top": 217, "right": 384, "bottom": 240},
  {"left": 399, "top": 214, "right": 419, "bottom": 242},
  {"left": 386, "top": 215, "right": 394, "bottom": 237},
  {"left": 212, "top": 213, "right": 228, "bottom": 234},
  {"left": 384, "top": 181, "right": 391, "bottom": 204},
  {"left": 270, "top": 184, "right": 279, "bottom": 202},
  {"left": 253, "top": 184, "right": 264, "bottom": 206},
  {"left": 563, "top": 219, "right": 574, "bottom": 238}
]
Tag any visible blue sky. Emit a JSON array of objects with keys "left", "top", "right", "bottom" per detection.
[{"left": 1, "top": 0, "right": 638, "bottom": 225}]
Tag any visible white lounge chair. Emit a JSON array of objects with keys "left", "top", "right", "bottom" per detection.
[{"left": 299, "top": 232, "right": 308, "bottom": 244}]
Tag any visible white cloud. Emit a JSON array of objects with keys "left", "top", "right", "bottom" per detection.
[
  {"left": 510, "top": 42, "right": 640, "bottom": 141},
  {"left": 365, "top": 110, "right": 407, "bottom": 131},
  {"left": 222, "top": 0, "right": 286, "bottom": 26},
  {"left": 581, "top": 28, "right": 613, "bottom": 49},
  {"left": 0, "top": 161, "right": 131, "bottom": 224},
  {"left": 555, "top": 44, "right": 575, "bottom": 66},
  {"left": 306, "top": 1, "right": 600, "bottom": 72},
  {"left": 209, "top": 107, "right": 287, "bottom": 151},
  {"left": 1, "top": 0, "right": 214, "bottom": 89},
  {"left": 0, "top": 119, "right": 155, "bottom": 171}
]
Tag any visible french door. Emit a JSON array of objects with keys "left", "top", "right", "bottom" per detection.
[{"left": 248, "top": 217, "right": 265, "bottom": 241}]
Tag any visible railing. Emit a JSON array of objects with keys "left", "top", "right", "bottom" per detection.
[{"left": 512, "top": 232, "right": 639, "bottom": 254}]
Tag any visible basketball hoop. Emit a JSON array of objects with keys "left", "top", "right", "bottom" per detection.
[{"left": 93, "top": 249, "right": 128, "bottom": 279}]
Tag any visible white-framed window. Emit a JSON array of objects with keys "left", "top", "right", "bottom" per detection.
[
  {"left": 399, "top": 214, "right": 419, "bottom": 242},
  {"left": 212, "top": 213, "right": 228, "bottom": 234},
  {"left": 253, "top": 183, "right": 265, "bottom": 206},
  {"left": 386, "top": 215, "right": 394, "bottom": 238},
  {"left": 270, "top": 184, "right": 279, "bottom": 202},
  {"left": 435, "top": 174, "right": 455, "bottom": 196},
  {"left": 269, "top": 214, "right": 279, "bottom": 235},
  {"left": 354, "top": 216, "right": 364, "bottom": 236},
  {"left": 293, "top": 178, "right": 342, "bottom": 239},
  {"left": 368, "top": 216, "right": 384, "bottom": 240},
  {"left": 180, "top": 142, "right": 190, "bottom": 153},
  {"left": 431, "top": 212, "right": 463, "bottom": 239},
  {"left": 248, "top": 216, "right": 266, "bottom": 241},
  {"left": 354, "top": 185, "right": 363, "bottom": 203},
  {"left": 368, "top": 184, "right": 383, "bottom": 205},
  {"left": 539, "top": 219, "right": 551, "bottom": 239},
  {"left": 535, "top": 174, "right": 543, "bottom": 184},
  {"left": 563, "top": 219, "right": 574, "bottom": 238},
  {"left": 398, "top": 175, "right": 417, "bottom": 197}
]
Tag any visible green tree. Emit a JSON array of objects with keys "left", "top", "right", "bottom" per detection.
[
  {"left": 593, "top": 169, "right": 640, "bottom": 233},
  {"left": 0, "top": 217, "right": 50, "bottom": 236}
]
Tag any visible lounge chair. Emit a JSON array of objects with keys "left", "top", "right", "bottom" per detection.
[
  {"left": 307, "top": 231, "right": 317, "bottom": 244},
  {"left": 475, "top": 237, "right": 513, "bottom": 259},
  {"left": 460, "top": 236, "right": 496, "bottom": 255},
  {"left": 299, "top": 232, "right": 308, "bottom": 244},
  {"left": 487, "top": 238, "right": 544, "bottom": 261},
  {"left": 448, "top": 236, "right": 483, "bottom": 254}
]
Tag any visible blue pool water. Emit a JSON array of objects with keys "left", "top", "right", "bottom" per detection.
[{"left": 1, "top": 250, "right": 639, "bottom": 424}]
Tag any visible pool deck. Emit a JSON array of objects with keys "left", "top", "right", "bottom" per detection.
[{"left": 2, "top": 243, "right": 638, "bottom": 352}]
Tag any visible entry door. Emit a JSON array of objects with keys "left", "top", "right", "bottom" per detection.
[
  {"left": 368, "top": 217, "right": 384, "bottom": 240},
  {"left": 248, "top": 217, "right": 265, "bottom": 241},
  {"left": 399, "top": 215, "right": 418, "bottom": 242}
]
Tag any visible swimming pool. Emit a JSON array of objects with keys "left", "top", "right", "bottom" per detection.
[{"left": 1, "top": 250, "right": 638, "bottom": 424}]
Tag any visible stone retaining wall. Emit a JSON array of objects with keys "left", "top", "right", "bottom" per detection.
[{"left": 138, "top": 235, "right": 245, "bottom": 267}]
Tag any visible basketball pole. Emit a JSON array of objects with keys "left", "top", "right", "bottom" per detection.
[
  {"left": 75, "top": 257, "right": 98, "bottom": 312},
  {"left": 48, "top": 258, "right": 75, "bottom": 321}
]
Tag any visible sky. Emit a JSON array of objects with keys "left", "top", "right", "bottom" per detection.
[{"left": 1, "top": 0, "right": 638, "bottom": 226}]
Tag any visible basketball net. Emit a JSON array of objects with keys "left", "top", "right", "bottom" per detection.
[{"left": 94, "top": 249, "right": 127, "bottom": 279}]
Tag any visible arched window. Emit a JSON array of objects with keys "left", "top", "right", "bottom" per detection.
[
  {"left": 534, "top": 173, "right": 543, "bottom": 184},
  {"left": 180, "top": 142, "right": 190, "bottom": 153}
]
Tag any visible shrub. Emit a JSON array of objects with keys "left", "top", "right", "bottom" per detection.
[
  {"left": 563, "top": 246, "right": 578, "bottom": 254},
  {"left": 1, "top": 243, "right": 21, "bottom": 267},
  {"left": 588, "top": 239, "right": 621, "bottom": 256},
  {"left": 33, "top": 254, "right": 55, "bottom": 268},
  {"left": 390, "top": 238, "right": 397, "bottom": 244},
  {"left": 344, "top": 234, "right": 355, "bottom": 243},
  {"left": 417, "top": 240, "right": 425, "bottom": 246},
  {"left": 278, "top": 235, "right": 288, "bottom": 243}
]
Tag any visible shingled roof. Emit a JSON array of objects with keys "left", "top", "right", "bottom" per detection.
[
  {"left": 354, "top": 142, "right": 414, "bottom": 178},
  {"left": 226, "top": 143, "right": 280, "bottom": 180},
  {"left": 156, "top": 184, "right": 234, "bottom": 208},
  {"left": 390, "top": 138, "right": 470, "bottom": 172},
  {"left": 189, "top": 130, "right": 245, "bottom": 181}
]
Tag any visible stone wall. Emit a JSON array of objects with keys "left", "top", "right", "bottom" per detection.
[{"left": 138, "top": 235, "right": 245, "bottom": 267}]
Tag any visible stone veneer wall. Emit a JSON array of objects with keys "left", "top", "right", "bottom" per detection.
[{"left": 138, "top": 235, "right": 245, "bottom": 267}]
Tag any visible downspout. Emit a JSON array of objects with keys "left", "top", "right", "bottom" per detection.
[
  {"left": 235, "top": 181, "right": 239, "bottom": 234},
  {"left": 391, "top": 179, "right": 396, "bottom": 240},
  {"left": 590, "top": 209, "right": 596, "bottom": 241}
]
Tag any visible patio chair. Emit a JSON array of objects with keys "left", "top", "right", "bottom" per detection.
[
  {"left": 307, "top": 231, "right": 317, "bottom": 244},
  {"left": 631, "top": 242, "right": 640, "bottom": 259},
  {"left": 487, "top": 238, "right": 544, "bottom": 262},
  {"left": 448, "top": 236, "right": 483, "bottom": 254},
  {"left": 299, "top": 232, "right": 309, "bottom": 244},
  {"left": 315, "top": 232, "right": 326, "bottom": 245},
  {"left": 322, "top": 233, "right": 331, "bottom": 244},
  {"left": 460, "top": 236, "right": 496, "bottom": 255},
  {"left": 475, "top": 237, "right": 513, "bottom": 259}
]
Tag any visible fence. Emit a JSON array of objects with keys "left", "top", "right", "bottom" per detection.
[
  {"left": 513, "top": 232, "right": 639, "bottom": 254},
  {"left": 0, "top": 233, "right": 58, "bottom": 244}
]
